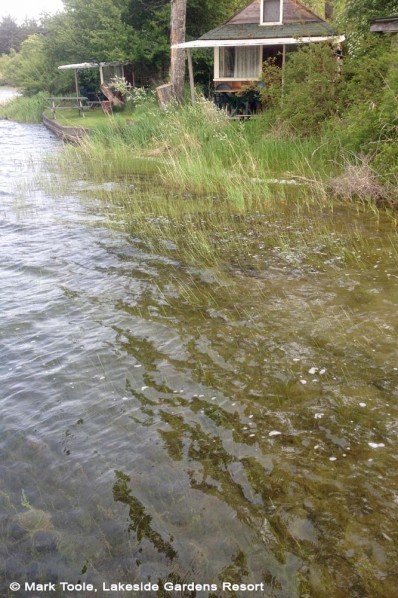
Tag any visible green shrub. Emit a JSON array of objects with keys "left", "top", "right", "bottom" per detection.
[
  {"left": 259, "top": 44, "right": 342, "bottom": 136},
  {"left": 334, "top": 38, "right": 398, "bottom": 181}
]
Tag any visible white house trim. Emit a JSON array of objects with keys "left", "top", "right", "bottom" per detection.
[{"left": 172, "top": 36, "right": 345, "bottom": 49}]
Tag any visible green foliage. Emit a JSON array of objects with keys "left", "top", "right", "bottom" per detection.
[
  {"left": 342, "top": 0, "right": 398, "bottom": 35},
  {"left": 110, "top": 76, "right": 156, "bottom": 108},
  {"left": 333, "top": 38, "right": 398, "bottom": 182},
  {"left": 259, "top": 57, "right": 283, "bottom": 107},
  {"left": 1, "top": 35, "right": 55, "bottom": 95},
  {"left": 0, "top": 16, "right": 42, "bottom": 55},
  {"left": 45, "top": 0, "right": 134, "bottom": 64},
  {"left": 254, "top": 34, "right": 397, "bottom": 188},
  {"left": 0, "top": 53, "right": 13, "bottom": 85},
  {"left": 265, "top": 44, "right": 342, "bottom": 135},
  {"left": 338, "top": 0, "right": 398, "bottom": 54}
]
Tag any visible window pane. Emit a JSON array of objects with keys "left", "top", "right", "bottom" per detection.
[
  {"left": 219, "top": 48, "right": 235, "bottom": 77},
  {"left": 219, "top": 47, "right": 259, "bottom": 79},
  {"left": 235, "top": 47, "right": 259, "bottom": 78},
  {"left": 262, "top": 0, "right": 281, "bottom": 23}
]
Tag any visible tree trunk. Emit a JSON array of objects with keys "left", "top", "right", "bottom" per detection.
[
  {"left": 325, "top": 1, "right": 333, "bottom": 20},
  {"left": 170, "top": 0, "right": 187, "bottom": 102}
]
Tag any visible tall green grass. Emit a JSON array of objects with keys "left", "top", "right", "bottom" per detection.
[
  {"left": 48, "top": 97, "right": 398, "bottom": 273},
  {"left": 0, "top": 92, "right": 49, "bottom": 123},
  {"left": 59, "top": 97, "right": 340, "bottom": 202}
]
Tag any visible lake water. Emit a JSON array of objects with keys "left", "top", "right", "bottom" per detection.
[{"left": 1, "top": 87, "right": 398, "bottom": 597}]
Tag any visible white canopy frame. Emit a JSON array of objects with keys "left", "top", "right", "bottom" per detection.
[{"left": 58, "top": 61, "right": 130, "bottom": 101}]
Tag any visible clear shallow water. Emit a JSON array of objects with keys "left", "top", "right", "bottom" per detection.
[{"left": 1, "top": 92, "right": 398, "bottom": 598}]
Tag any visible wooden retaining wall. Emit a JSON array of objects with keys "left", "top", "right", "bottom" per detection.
[{"left": 42, "top": 114, "right": 89, "bottom": 143}]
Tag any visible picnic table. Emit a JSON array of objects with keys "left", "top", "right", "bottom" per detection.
[{"left": 49, "top": 96, "right": 88, "bottom": 119}]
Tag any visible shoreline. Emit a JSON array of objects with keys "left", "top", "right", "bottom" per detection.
[{"left": 42, "top": 114, "right": 89, "bottom": 143}]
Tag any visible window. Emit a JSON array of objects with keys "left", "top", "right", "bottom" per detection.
[
  {"left": 261, "top": 0, "right": 283, "bottom": 25},
  {"left": 218, "top": 46, "right": 260, "bottom": 79}
]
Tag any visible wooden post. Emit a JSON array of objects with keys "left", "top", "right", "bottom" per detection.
[
  {"left": 74, "top": 69, "right": 79, "bottom": 100},
  {"left": 74, "top": 69, "right": 84, "bottom": 117},
  {"left": 156, "top": 83, "right": 176, "bottom": 109},
  {"left": 281, "top": 44, "right": 286, "bottom": 99},
  {"left": 187, "top": 48, "right": 195, "bottom": 105}
]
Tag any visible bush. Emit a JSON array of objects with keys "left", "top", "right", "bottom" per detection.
[
  {"left": 259, "top": 43, "right": 342, "bottom": 136},
  {"left": 335, "top": 38, "right": 398, "bottom": 181}
]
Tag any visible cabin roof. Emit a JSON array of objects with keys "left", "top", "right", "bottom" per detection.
[
  {"left": 199, "top": 0, "right": 336, "bottom": 41},
  {"left": 172, "top": 0, "right": 343, "bottom": 49},
  {"left": 200, "top": 21, "right": 334, "bottom": 41}
]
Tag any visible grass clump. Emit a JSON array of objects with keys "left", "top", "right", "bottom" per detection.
[
  {"left": 0, "top": 91, "right": 49, "bottom": 123},
  {"left": 59, "top": 96, "right": 338, "bottom": 206}
]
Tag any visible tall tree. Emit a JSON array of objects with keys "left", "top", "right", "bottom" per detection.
[
  {"left": 0, "top": 16, "right": 41, "bottom": 55},
  {"left": 170, "top": 0, "right": 187, "bottom": 101},
  {"left": 0, "top": 16, "right": 19, "bottom": 55}
]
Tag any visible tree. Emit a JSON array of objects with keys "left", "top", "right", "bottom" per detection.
[
  {"left": 0, "top": 16, "right": 20, "bottom": 55},
  {"left": 3, "top": 34, "right": 54, "bottom": 94},
  {"left": 0, "top": 16, "right": 41, "bottom": 55},
  {"left": 170, "top": 0, "right": 187, "bottom": 101}
]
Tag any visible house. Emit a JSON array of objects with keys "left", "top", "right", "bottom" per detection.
[{"left": 173, "top": 0, "right": 344, "bottom": 107}]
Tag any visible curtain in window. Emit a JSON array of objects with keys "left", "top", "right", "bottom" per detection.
[
  {"left": 234, "top": 47, "right": 259, "bottom": 78},
  {"left": 219, "top": 47, "right": 259, "bottom": 78}
]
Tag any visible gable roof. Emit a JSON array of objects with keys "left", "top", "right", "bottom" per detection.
[
  {"left": 227, "top": 0, "right": 323, "bottom": 25},
  {"left": 200, "top": 0, "right": 336, "bottom": 41},
  {"left": 172, "top": 0, "right": 344, "bottom": 49}
]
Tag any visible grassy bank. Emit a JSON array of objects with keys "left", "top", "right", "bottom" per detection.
[
  {"left": 5, "top": 92, "right": 397, "bottom": 274},
  {"left": 42, "top": 107, "right": 137, "bottom": 128},
  {"left": 0, "top": 91, "right": 49, "bottom": 123},
  {"left": 59, "top": 97, "right": 341, "bottom": 198},
  {"left": 49, "top": 97, "right": 397, "bottom": 275}
]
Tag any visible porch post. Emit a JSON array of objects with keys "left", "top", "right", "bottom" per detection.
[
  {"left": 282, "top": 44, "right": 286, "bottom": 98},
  {"left": 74, "top": 69, "right": 79, "bottom": 99},
  {"left": 187, "top": 48, "right": 196, "bottom": 105}
]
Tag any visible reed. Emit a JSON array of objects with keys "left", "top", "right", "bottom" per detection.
[
  {"left": 57, "top": 98, "right": 339, "bottom": 203},
  {"left": 51, "top": 97, "right": 397, "bottom": 273},
  {"left": 0, "top": 92, "right": 49, "bottom": 123}
]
